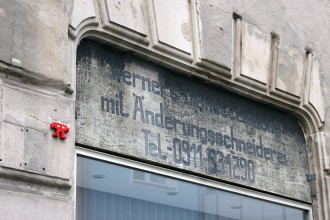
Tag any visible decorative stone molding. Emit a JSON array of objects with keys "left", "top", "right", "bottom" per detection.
[
  {"left": 99, "top": 0, "right": 149, "bottom": 45},
  {"left": 304, "top": 57, "right": 325, "bottom": 123},
  {"left": 69, "top": 0, "right": 325, "bottom": 130},
  {"left": 69, "top": 0, "right": 99, "bottom": 39},
  {"left": 69, "top": 1, "right": 327, "bottom": 218},
  {"left": 68, "top": 0, "right": 327, "bottom": 139},
  {"left": 232, "top": 16, "right": 270, "bottom": 92},
  {"left": 146, "top": 0, "right": 193, "bottom": 62},
  {"left": 270, "top": 46, "right": 305, "bottom": 104},
  {"left": 192, "top": 0, "right": 232, "bottom": 78},
  {"left": 309, "top": 132, "right": 330, "bottom": 220},
  {"left": 70, "top": 0, "right": 97, "bottom": 30}
]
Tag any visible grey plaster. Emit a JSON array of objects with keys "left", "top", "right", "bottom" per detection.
[
  {"left": 0, "top": 5, "right": 12, "bottom": 64},
  {"left": 0, "top": 0, "right": 72, "bottom": 82},
  {"left": 0, "top": 190, "right": 71, "bottom": 220},
  {"left": 1, "top": 85, "right": 73, "bottom": 180},
  {"left": 198, "top": 0, "right": 233, "bottom": 67}
]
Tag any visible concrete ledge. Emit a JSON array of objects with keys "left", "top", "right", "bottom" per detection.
[
  {"left": 0, "top": 166, "right": 72, "bottom": 190},
  {"left": 0, "top": 61, "right": 74, "bottom": 95}
]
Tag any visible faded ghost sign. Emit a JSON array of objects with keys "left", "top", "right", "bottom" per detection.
[{"left": 76, "top": 40, "right": 311, "bottom": 202}]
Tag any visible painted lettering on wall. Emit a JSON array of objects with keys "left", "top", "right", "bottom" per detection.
[
  {"left": 99, "top": 85, "right": 289, "bottom": 182},
  {"left": 76, "top": 40, "right": 310, "bottom": 201}
]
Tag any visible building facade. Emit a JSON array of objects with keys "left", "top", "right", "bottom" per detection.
[{"left": 0, "top": 0, "right": 329, "bottom": 219}]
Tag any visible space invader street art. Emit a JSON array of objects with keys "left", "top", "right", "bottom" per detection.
[{"left": 50, "top": 122, "right": 69, "bottom": 139}]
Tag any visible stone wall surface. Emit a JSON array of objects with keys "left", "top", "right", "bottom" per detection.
[
  {"left": 0, "top": 0, "right": 72, "bottom": 82},
  {"left": 0, "top": 0, "right": 329, "bottom": 219},
  {"left": 0, "top": 0, "right": 75, "bottom": 219}
]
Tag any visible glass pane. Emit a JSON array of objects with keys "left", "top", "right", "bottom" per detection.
[{"left": 76, "top": 155, "right": 308, "bottom": 220}]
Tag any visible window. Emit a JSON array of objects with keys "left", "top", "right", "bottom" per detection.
[{"left": 76, "top": 149, "right": 310, "bottom": 220}]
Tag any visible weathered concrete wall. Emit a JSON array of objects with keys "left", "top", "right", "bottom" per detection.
[
  {"left": 0, "top": 0, "right": 75, "bottom": 219},
  {"left": 0, "top": 0, "right": 72, "bottom": 81},
  {"left": 0, "top": 0, "right": 329, "bottom": 219}
]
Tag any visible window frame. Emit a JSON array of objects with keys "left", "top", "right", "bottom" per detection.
[{"left": 75, "top": 146, "right": 313, "bottom": 219}]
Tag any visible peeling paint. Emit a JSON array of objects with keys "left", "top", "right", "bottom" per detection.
[
  {"left": 12, "top": 58, "right": 21, "bottom": 65},
  {"left": 0, "top": 8, "right": 6, "bottom": 17},
  {"left": 181, "top": 22, "right": 191, "bottom": 42}
]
